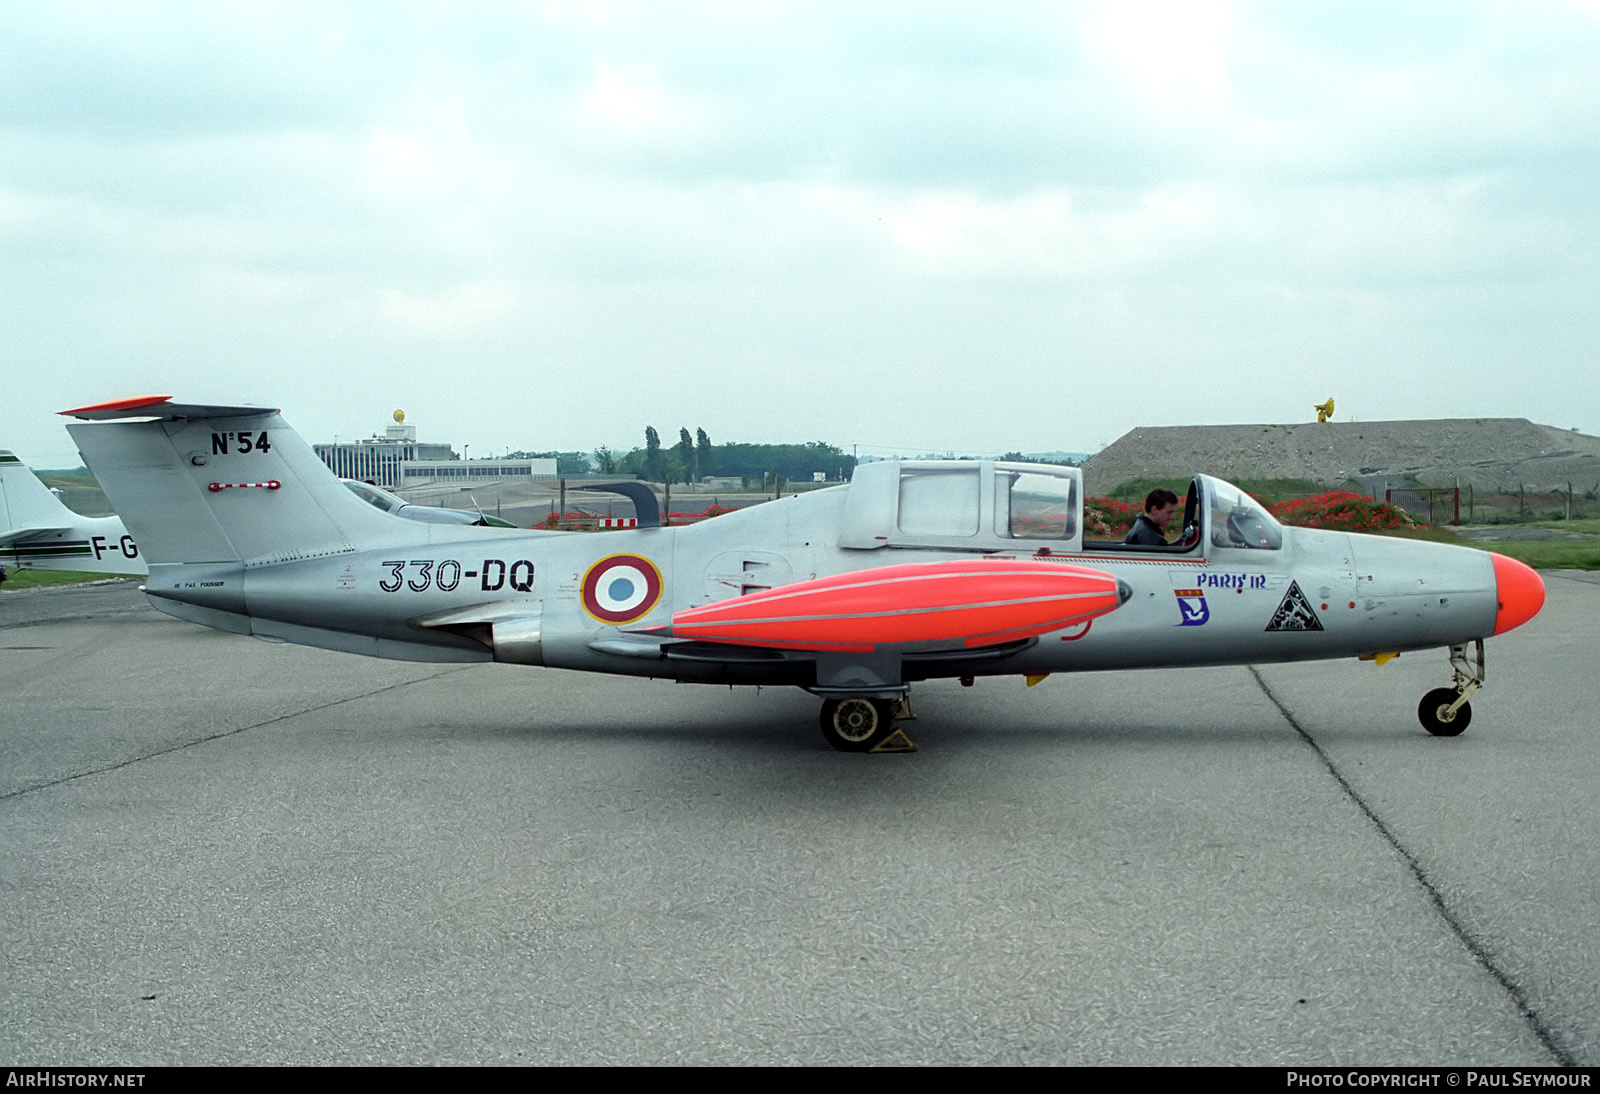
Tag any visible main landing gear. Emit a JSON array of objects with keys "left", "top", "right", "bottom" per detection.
[
  {"left": 818, "top": 696, "right": 916, "bottom": 753},
  {"left": 1418, "top": 640, "right": 1485, "bottom": 737}
]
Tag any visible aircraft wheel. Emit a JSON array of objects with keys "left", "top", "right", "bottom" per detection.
[
  {"left": 1419, "top": 688, "right": 1471, "bottom": 737},
  {"left": 819, "top": 697, "right": 894, "bottom": 752}
]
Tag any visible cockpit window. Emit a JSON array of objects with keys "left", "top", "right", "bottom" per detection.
[
  {"left": 1208, "top": 481, "right": 1283, "bottom": 550},
  {"left": 898, "top": 466, "right": 980, "bottom": 537},
  {"left": 343, "top": 479, "right": 403, "bottom": 513},
  {"left": 996, "top": 470, "right": 1076, "bottom": 540}
]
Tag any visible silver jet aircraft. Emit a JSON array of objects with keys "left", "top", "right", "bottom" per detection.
[{"left": 63, "top": 397, "right": 1545, "bottom": 752}]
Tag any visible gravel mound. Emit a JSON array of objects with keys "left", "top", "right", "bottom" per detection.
[{"left": 1082, "top": 418, "right": 1600, "bottom": 496}]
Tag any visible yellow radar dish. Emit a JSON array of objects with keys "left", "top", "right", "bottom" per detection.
[
  {"left": 394, "top": 409, "right": 406, "bottom": 424},
  {"left": 1315, "top": 398, "right": 1335, "bottom": 423}
]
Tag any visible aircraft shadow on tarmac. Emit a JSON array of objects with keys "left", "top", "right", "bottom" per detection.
[{"left": 385, "top": 674, "right": 1363, "bottom": 754}]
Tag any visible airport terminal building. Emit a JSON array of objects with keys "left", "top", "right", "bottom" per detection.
[{"left": 313, "top": 418, "right": 556, "bottom": 488}]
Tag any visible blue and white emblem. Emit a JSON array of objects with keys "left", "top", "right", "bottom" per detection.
[{"left": 1175, "top": 589, "right": 1209, "bottom": 626}]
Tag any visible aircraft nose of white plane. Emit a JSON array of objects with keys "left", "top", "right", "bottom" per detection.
[{"left": 1490, "top": 552, "right": 1545, "bottom": 635}]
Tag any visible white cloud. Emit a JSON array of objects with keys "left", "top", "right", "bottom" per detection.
[
  {"left": 582, "top": 64, "right": 676, "bottom": 130},
  {"left": 1083, "top": 0, "right": 1236, "bottom": 117},
  {"left": 881, "top": 186, "right": 1224, "bottom": 280},
  {"left": 377, "top": 280, "right": 521, "bottom": 334},
  {"left": 2, "top": 0, "right": 1599, "bottom": 465}
]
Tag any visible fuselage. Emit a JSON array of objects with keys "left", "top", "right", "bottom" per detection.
[{"left": 140, "top": 476, "right": 1510, "bottom": 687}]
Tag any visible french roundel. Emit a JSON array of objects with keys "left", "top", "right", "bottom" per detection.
[{"left": 581, "top": 554, "right": 663, "bottom": 625}]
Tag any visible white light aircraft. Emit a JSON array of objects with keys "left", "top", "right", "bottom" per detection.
[{"left": 0, "top": 448, "right": 143, "bottom": 575}]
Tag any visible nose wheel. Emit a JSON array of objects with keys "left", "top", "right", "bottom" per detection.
[
  {"left": 1419, "top": 688, "right": 1472, "bottom": 736},
  {"left": 1418, "top": 640, "right": 1484, "bottom": 737},
  {"left": 819, "top": 697, "right": 900, "bottom": 752}
]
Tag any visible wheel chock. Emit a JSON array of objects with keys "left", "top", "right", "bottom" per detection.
[{"left": 871, "top": 728, "right": 917, "bottom": 753}]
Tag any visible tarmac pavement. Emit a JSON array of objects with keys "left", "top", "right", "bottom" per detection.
[{"left": 2, "top": 576, "right": 1595, "bottom": 1065}]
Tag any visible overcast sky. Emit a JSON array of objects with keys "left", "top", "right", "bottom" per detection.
[{"left": 3, "top": 0, "right": 1597, "bottom": 467}]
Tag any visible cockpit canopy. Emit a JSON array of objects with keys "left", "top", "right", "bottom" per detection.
[
  {"left": 1205, "top": 477, "right": 1282, "bottom": 551},
  {"left": 837, "top": 460, "right": 1282, "bottom": 554},
  {"left": 839, "top": 460, "right": 1080, "bottom": 550},
  {"left": 342, "top": 479, "right": 494, "bottom": 527}
]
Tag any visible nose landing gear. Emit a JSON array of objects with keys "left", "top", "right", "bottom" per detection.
[{"left": 1419, "top": 640, "right": 1484, "bottom": 737}]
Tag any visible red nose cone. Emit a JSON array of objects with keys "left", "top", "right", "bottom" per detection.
[{"left": 1491, "top": 552, "right": 1545, "bottom": 635}]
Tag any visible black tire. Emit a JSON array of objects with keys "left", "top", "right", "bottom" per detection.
[
  {"left": 1419, "top": 687, "right": 1471, "bottom": 736},
  {"left": 819, "top": 697, "right": 895, "bottom": 752}
]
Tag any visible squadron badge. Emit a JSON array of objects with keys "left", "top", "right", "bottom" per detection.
[
  {"left": 1265, "top": 581, "right": 1323, "bottom": 632},
  {"left": 1174, "top": 589, "right": 1209, "bottom": 626}
]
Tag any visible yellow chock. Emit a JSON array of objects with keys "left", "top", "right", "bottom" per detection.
[
  {"left": 1025, "top": 673, "right": 1050, "bottom": 687},
  {"left": 871, "top": 729, "right": 917, "bottom": 753}
]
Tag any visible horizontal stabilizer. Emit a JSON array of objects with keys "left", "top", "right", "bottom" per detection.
[
  {"left": 0, "top": 526, "right": 68, "bottom": 545},
  {"left": 60, "top": 396, "right": 277, "bottom": 421}
]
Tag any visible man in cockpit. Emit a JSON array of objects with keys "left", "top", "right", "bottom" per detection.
[{"left": 1124, "top": 488, "right": 1179, "bottom": 547}]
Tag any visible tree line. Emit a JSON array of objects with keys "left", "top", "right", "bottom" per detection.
[{"left": 510, "top": 428, "right": 857, "bottom": 486}]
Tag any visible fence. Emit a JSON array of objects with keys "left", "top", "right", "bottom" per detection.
[
  {"left": 1381, "top": 484, "right": 1596, "bottom": 525},
  {"left": 1383, "top": 487, "right": 1458, "bottom": 526}
]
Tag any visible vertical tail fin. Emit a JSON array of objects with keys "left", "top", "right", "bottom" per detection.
[
  {"left": 63, "top": 400, "right": 415, "bottom": 567},
  {"left": 0, "top": 449, "right": 74, "bottom": 533},
  {"left": 0, "top": 449, "right": 144, "bottom": 574}
]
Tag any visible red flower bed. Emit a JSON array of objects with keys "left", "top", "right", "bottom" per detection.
[
  {"left": 1267, "top": 490, "right": 1414, "bottom": 533},
  {"left": 666, "top": 504, "right": 734, "bottom": 525},
  {"left": 1085, "top": 496, "right": 1141, "bottom": 538}
]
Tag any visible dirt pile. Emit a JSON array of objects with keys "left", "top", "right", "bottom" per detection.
[{"left": 1082, "top": 418, "right": 1600, "bottom": 496}]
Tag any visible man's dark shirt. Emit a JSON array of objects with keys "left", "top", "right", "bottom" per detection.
[{"left": 1123, "top": 513, "right": 1168, "bottom": 546}]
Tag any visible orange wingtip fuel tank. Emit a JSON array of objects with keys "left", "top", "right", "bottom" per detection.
[{"left": 637, "top": 558, "right": 1133, "bottom": 653}]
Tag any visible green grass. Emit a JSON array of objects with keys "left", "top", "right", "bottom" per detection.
[
  {"left": 1469, "top": 507, "right": 1600, "bottom": 525},
  {"left": 1462, "top": 540, "right": 1600, "bottom": 570},
  {"left": 1347, "top": 522, "right": 1600, "bottom": 568},
  {"left": 0, "top": 569, "right": 134, "bottom": 591},
  {"left": 1102, "top": 477, "right": 1194, "bottom": 500}
]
